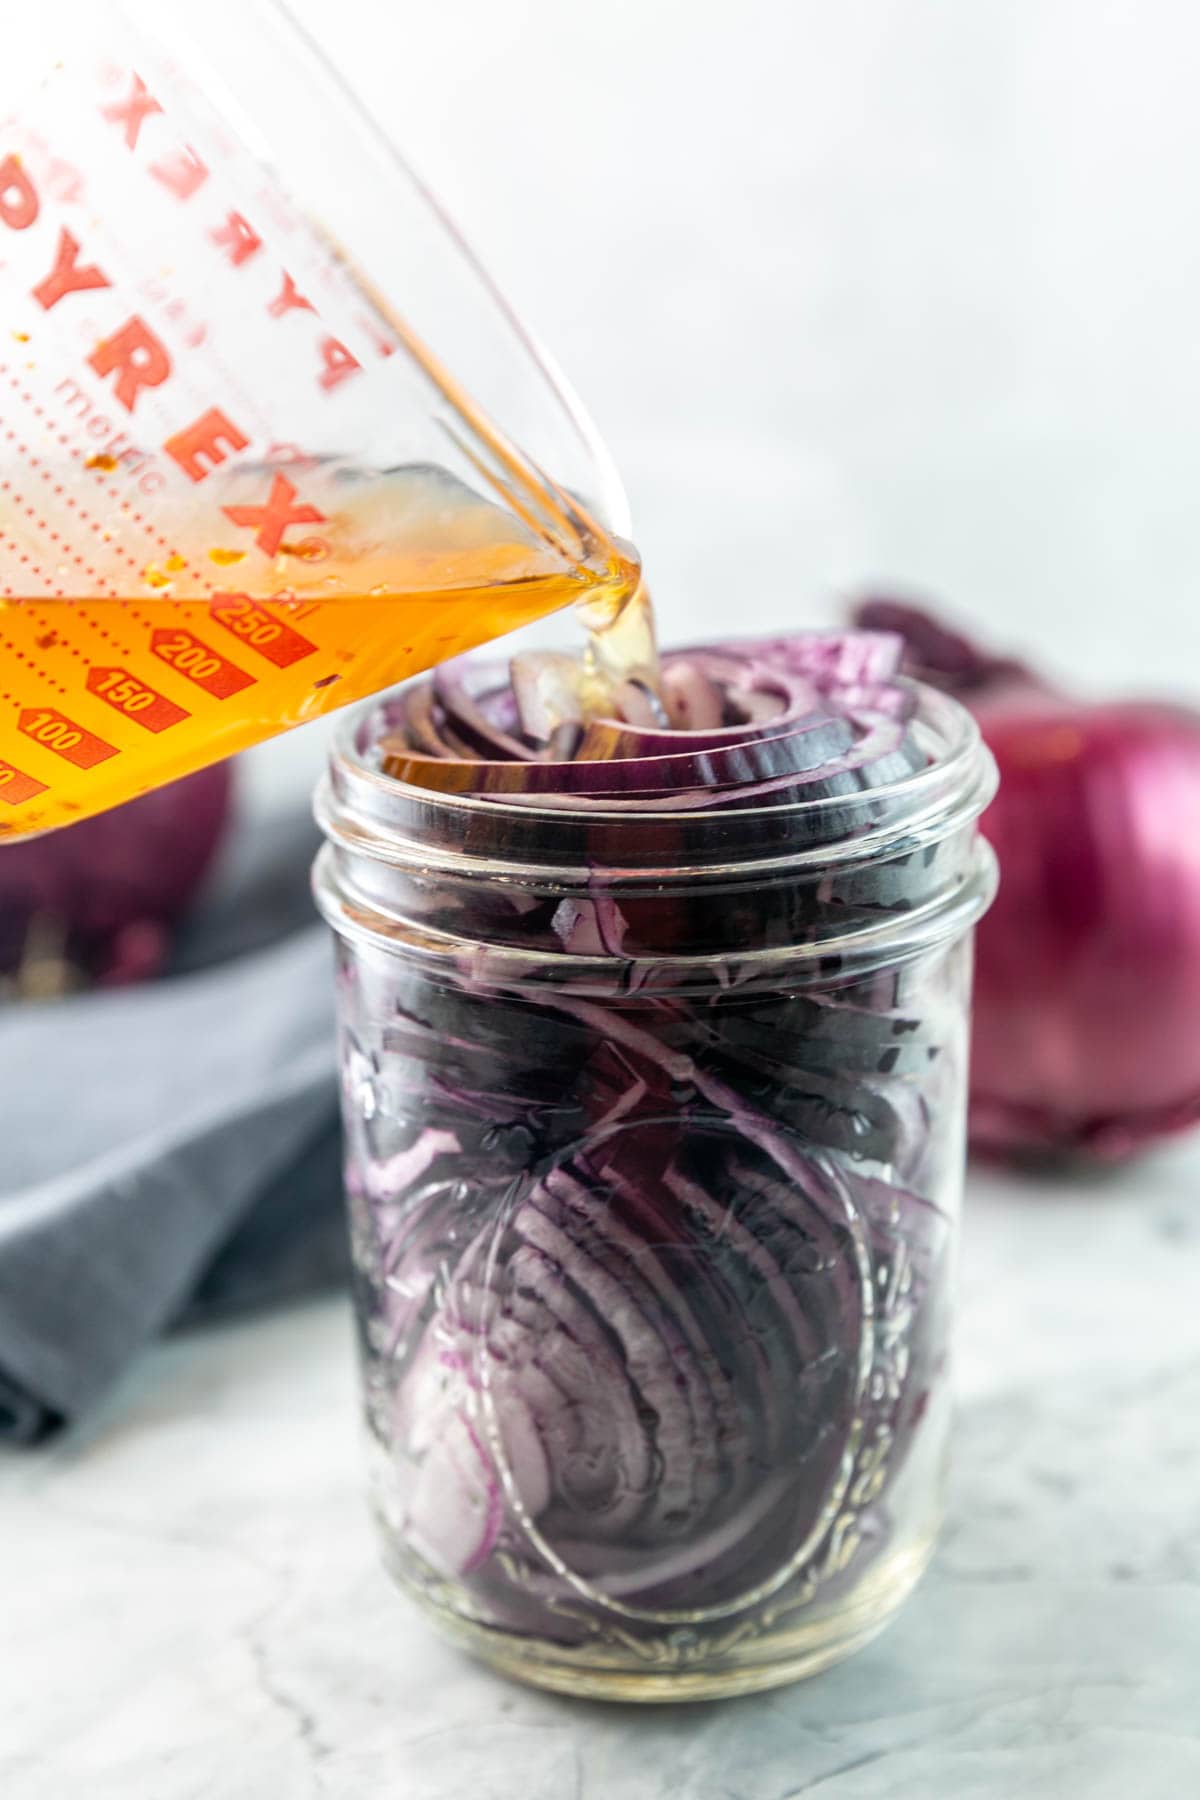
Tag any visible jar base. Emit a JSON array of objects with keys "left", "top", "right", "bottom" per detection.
[{"left": 386, "top": 1535, "right": 936, "bottom": 1704}]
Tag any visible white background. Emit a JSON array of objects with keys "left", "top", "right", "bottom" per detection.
[{"left": 247, "top": 0, "right": 1199, "bottom": 798}]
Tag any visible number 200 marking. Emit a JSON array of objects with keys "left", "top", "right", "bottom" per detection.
[
  {"left": 154, "top": 635, "right": 220, "bottom": 680},
  {"left": 148, "top": 629, "right": 254, "bottom": 699}
]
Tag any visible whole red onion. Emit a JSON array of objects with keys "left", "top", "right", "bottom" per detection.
[
  {"left": 0, "top": 763, "right": 234, "bottom": 998},
  {"left": 855, "top": 599, "right": 1200, "bottom": 1162}
]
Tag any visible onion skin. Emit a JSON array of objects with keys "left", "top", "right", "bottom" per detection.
[
  {"left": 856, "top": 598, "right": 1200, "bottom": 1162},
  {"left": 0, "top": 762, "right": 234, "bottom": 995},
  {"left": 972, "top": 699, "right": 1200, "bottom": 1159}
]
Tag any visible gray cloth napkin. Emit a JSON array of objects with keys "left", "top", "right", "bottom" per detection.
[{"left": 0, "top": 802, "right": 348, "bottom": 1442}]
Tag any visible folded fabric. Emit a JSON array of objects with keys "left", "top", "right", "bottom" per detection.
[{"left": 0, "top": 800, "right": 347, "bottom": 1442}]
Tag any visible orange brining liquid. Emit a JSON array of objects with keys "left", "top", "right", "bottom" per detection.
[{"left": 0, "top": 467, "right": 641, "bottom": 838}]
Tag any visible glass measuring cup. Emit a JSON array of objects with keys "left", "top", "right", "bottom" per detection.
[{"left": 0, "top": 0, "right": 637, "bottom": 837}]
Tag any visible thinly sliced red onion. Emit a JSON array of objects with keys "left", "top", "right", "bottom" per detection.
[
  {"left": 399, "top": 681, "right": 456, "bottom": 759},
  {"left": 661, "top": 661, "right": 724, "bottom": 731},
  {"left": 378, "top": 632, "right": 922, "bottom": 815},
  {"left": 484, "top": 717, "right": 918, "bottom": 812},
  {"left": 349, "top": 627, "right": 956, "bottom": 1639},
  {"left": 722, "top": 630, "right": 904, "bottom": 687},
  {"left": 510, "top": 651, "right": 586, "bottom": 747},
  {"left": 432, "top": 663, "right": 536, "bottom": 762},
  {"left": 381, "top": 714, "right": 858, "bottom": 799},
  {"left": 573, "top": 665, "right": 818, "bottom": 760}
]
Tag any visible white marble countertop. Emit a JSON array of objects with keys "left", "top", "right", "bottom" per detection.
[{"left": 5, "top": 1141, "right": 1200, "bottom": 1799}]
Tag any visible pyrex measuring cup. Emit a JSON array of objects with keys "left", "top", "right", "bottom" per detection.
[{"left": 0, "top": 0, "right": 636, "bottom": 837}]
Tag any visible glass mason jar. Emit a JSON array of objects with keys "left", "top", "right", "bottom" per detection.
[{"left": 314, "top": 681, "right": 997, "bottom": 1702}]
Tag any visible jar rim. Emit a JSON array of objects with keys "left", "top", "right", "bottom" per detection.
[
  {"left": 315, "top": 678, "right": 996, "bottom": 885},
  {"left": 314, "top": 677, "right": 997, "bottom": 982}
]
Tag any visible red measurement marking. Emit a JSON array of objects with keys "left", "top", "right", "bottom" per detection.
[
  {"left": 0, "top": 759, "right": 49, "bottom": 806},
  {"left": 148, "top": 629, "right": 254, "bottom": 698},
  {"left": 86, "top": 666, "right": 190, "bottom": 733},
  {"left": 18, "top": 708, "right": 118, "bottom": 768},
  {"left": 208, "top": 594, "right": 317, "bottom": 669}
]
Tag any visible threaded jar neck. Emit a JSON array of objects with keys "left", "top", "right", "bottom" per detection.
[{"left": 314, "top": 680, "right": 997, "bottom": 988}]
